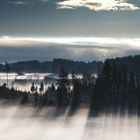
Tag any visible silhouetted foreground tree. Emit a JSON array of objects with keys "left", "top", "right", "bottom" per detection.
[
  {"left": 57, "top": 68, "right": 71, "bottom": 106},
  {"left": 5, "top": 62, "right": 10, "bottom": 87}
]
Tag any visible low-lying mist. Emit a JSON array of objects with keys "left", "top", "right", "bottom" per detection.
[{"left": 0, "top": 102, "right": 140, "bottom": 140}]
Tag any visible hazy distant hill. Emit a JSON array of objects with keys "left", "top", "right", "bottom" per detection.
[
  {"left": 0, "top": 55, "right": 140, "bottom": 74},
  {"left": 0, "top": 59, "right": 103, "bottom": 74}
]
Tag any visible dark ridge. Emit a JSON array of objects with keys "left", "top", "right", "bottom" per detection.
[{"left": 0, "top": 58, "right": 103, "bottom": 74}]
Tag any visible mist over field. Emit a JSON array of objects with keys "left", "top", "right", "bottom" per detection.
[{"left": 0, "top": 103, "right": 140, "bottom": 140}]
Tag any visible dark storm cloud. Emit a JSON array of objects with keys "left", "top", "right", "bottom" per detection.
[
  {"left": 0, "top": 45, "right": 116, "bottom": 62},
  {"left": 0, "top": 43, "right": 139, "bottom": 62},
  {"left": 0, "top": 45, "right": 103, "bottom": 62}
]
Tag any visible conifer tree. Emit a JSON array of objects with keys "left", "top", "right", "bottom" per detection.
[{"left": 57, "top": 68, "right": 71, "bottom": 106}]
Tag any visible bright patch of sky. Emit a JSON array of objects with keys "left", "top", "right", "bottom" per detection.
[{"left": 57, "top": 0, "right": 139, "bottom": 11}]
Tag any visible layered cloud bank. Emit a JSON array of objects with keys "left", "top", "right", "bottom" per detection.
[
  {"left": 0, "top": 36, "right": 140, "bottom": 49},
  {"left": 57, "top": 0, "right": 139, "bottom": 11},
  {"left": 0, "top": 36, "right": 140, "bottom": 62}
]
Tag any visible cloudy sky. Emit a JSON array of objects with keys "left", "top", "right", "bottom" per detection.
[{"left": 0, "top": 0, "right": 140, "bottom": 62}]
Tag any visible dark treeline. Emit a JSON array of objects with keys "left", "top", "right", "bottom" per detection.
[
  {"left": 1, "top": 55, "right": 140, "bottom": 117},
  {"left": 90, "top": 59, "right": 140, "bottom": 116},
  {"left": 108, "top": 55, "right": 140, "bottom": 75},
  {"left": 1, "top": 55, "right": 140, "bottom": 74},
  {"left": 0, "top": 59, "right": 103, "bottom": 74},
  {"left": 1, "top": 54, "right": 140, "bottom": 74}
]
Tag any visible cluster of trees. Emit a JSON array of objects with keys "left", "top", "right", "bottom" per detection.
[
  {"left": 1, "top": 55, "right": 140, "bottom": 116},
  {"left": 108, "top": 55, "right": 140, "bottom": 74},
  {"left": 0, "top": 84, "right": 30, "bottom": 105},
  {"left": 0, "top": 68, "right": 72, "bottom": 107},
  {"left": 90, "top": 59, "right": 140, "bottom": 116},
  {"left": 0, "top": 67, "right": 95, "bottom": 113},
  {"left": 28, "top": 68, "right": 73, "bottom": 107}
]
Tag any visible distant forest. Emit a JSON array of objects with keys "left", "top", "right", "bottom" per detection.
[
  {"left": 0, "top": 55, "right": 140, "bottom": 74},
  {"left": 0, "top": 59, "right": 103, "bottom": 74}
]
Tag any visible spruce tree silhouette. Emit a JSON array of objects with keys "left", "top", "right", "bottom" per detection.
[
  {"left": 5, "top": 62, "right": 10, "bottom": 87},
  {"left": 31, "top": 83, "right": 35, "bottom": 93},
  {"left": 57, "top": 68, "right": 71, "bottom": 106},
  {"left": 39, "top": 82, "right": 44, "bottom": 94}
]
